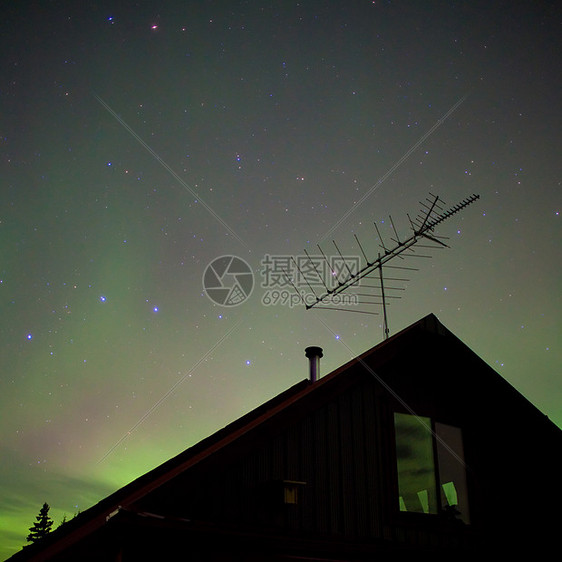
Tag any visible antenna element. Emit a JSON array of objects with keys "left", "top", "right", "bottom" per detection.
[{"left": 301, "top": 193, "right": 480, "bottom": 339}]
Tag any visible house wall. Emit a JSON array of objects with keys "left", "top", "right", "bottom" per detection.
[
  {"left": 12, "top": 319, "right": 562, "bottom": 561},
  {"left": 138, "top": 364, "right": 475, "bottom": 556},
  {"left": 141, "top": 376, "right": 389, "bottom": 540},
  {"left": 138, "top": 325, "right": 562, "bottom": 558}
]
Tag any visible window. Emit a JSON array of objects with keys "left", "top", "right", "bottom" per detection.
[
  {"left": 434, "top": 422, "right": 470, "bottom": 523},
  {"left": 394, "top": 413, "right": 470, "bottom": 523}
]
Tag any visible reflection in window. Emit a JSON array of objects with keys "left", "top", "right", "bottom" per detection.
[
  {"left": 435, "top": 422, "right": 470, "bottom": 523},
  {"left": 394, "top": 413, "right": 470, "bottom": 523},
  {"left": 395, "top": 413, "right": 437, "bottom": 514}
]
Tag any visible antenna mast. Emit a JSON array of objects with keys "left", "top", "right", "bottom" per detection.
[{"left": 298, "top": 193, "right": 480, "bottom": 339}]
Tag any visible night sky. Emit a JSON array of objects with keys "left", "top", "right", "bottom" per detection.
[{"left": 1, "top": 1, "right": 560, "bottom": 557}]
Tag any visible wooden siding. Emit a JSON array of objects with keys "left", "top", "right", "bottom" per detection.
[{"left": 142, "top": 376, "right": 390, "bottom": 541}]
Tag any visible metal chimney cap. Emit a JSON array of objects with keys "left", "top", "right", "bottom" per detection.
[{"left": 305, "top": 346, "right": 323, "bottom": 358}]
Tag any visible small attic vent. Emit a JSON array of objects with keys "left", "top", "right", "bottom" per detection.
[{"left": 282, "top": 480, "right": 306, "bottom": 505}]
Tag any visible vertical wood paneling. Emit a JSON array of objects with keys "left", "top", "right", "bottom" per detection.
[
  {"left": 300, "top": 414, "right": 315, "bottom": 532},
  {"left": 362, "top": 382, "right": 382, "bottom": 538},
  {"left": 350, "top": 384, "right": 369, "bottom": 537},
  {"left": 313, "top": 406, "right": 329, "bottom": 534},
  {"left": 338, "top": 391, "right": 356, "bottom": 538},
  {"left": 326, "top": 400, "right": 341, "bottom": 535},
  {"left": 184, "top": 377, "right": 389, "bottom": 541}
]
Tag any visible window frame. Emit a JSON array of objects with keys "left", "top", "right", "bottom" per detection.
[{"left": 393, "top": 411, "right": 470, "bottom": 524}]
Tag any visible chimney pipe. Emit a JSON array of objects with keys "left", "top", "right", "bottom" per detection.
[{"left": 305, "top": 346, "right": 323, "bottom": 383}]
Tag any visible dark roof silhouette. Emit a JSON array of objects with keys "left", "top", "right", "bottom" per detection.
[{"left": 9, "top": 313, "right": 562, "bottom": 561}]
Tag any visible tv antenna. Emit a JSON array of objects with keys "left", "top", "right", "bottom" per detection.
[{"left": 287, "top": 193, "right": 480, "bottom": 340}]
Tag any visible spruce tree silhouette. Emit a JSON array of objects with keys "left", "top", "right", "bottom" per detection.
[{"left": 26, "top": 503, "right": 54, "bottom": 543}]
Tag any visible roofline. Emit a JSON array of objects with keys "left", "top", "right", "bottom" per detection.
[
  {"left": 14, "top": 313, "right": 558, "bottom": 560},
  {"left": 7, "top": 313, "right": 447, "bottom": 560}
]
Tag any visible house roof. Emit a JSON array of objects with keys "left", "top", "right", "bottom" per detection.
[{"left": 9, "top": 313, "right": 561, "bottom": 560}]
